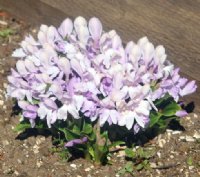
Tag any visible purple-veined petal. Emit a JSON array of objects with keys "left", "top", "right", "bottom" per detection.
[
  {"left": 180, "top": 80, "right": 197, "bottom": 96},
  {"left": 23, "top": 111, "right": 37, "bottom": 119},
  {"left": 89, "top": 17, "right": 102, "bottom": 41},
  {"left": 175, "top": 110, "right": 188, "bottom": 117},
  {"left": 16, "top": 60, "right": 28, "bottom": 75},
  {"left": 58, "top": 18, "right": 73, "bottom": 38},
  {"left": 44, "top": 98, "right": 57, "bottom": 110}
]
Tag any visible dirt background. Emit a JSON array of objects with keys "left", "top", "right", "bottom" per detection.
[{"left": 0, "top": 11, "right": 200, "bottom": 177}]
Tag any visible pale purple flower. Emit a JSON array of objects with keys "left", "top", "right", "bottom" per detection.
[
  {"left": 64, "top": 137, "right": 88, "bottom": 147},
  {"left": 7, "top": 16, "right": 197, "bottom": 132}
]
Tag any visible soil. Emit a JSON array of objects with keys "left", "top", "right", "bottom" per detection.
[{"left": 0, "top": 10, "right": 200, "bottom": 177}]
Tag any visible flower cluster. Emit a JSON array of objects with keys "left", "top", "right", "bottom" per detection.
[{"left": 7, "top": 17, "right": 197, "bottom": 133}]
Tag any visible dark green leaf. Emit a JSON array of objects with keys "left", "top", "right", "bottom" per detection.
[
  {"left": 162, "top": 102, "right": 181, "bottom": 117},
  {"left": 59, "top": 128, "right": 80, "bottom": 141},
  {"left": 149, "top": 112, "right": 162, "bottom": 127},
  {"left": 82, "top": 121, "right": 93, "bottom": 134}
]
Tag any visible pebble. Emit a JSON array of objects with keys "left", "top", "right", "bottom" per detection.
[
  {"left": 14, "top": 170, "right": 19, "bottom": 176},
  {"left": 85, "top": 167, "right": 91, "bottom": 172},
  {"left": 185, "top": 136, "right": 195, "bottom": 142},
  {"left": 158, "top": 139, "right": 166, "bottom": 148},
  {"left": 36, "top": 160, "right": 43, "bottom": 168},
  {"left": 0, "top": 20, "right": 8, "bottom": 26},
  {"left": 179, "top": 136, "right": 185, "bottom": 140},
  {"left": 189, "top": 166, "right": 194, "bottom": 170},
  {"left": 36, "top": 137, "right": 45, "bottom": 145},
  {"left": 172, "top": 130, "right": 182, "bottom": 135},
  {"left": 166, "top": 129, "right": 173, "bottom": 133},
  {"left": 193, "top": 132, "right": 200, "bottom": 139},
  {"left": 0, "top": 100, "right": 4, "bottom": 106},
  {"left": 3, "top": 83, "right": 7, "bottom": 89},
  {"left": 194, "top": 114, "right": 198, "bottom": 118},
  {"left": 70, "top": 164, "right": 77, "bottom": 168},
  {"left": 117, "top": 150, "right": 125, "bottom": 157},
  {"left": 77, "top": 175, "right": 82, "bottom": 177},
  {"left": 150, "top": 162, "right": 157, "bottom": 168},
  {"left": 17, "top": 159, "right": 22, "bottom": 164},
  {"left": 170, "top": 155, "right": 174, "bottom": 159},
  {"left": 186, "top": 116, "right": 191, "bottom": 120},
  {"left": 2, "top": 140, "right": 9, "bottom": 146},
  {"left": 157, "top": 152, "right": 161, "bottom": 158},
  {"left": 33, "top": 144, "right": 39, "bottom": 154}
]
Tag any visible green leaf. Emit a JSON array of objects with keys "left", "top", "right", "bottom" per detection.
[
  {"left": 108, "top": 141, "right": 125, "bottom": 149},
  {"left": 0, "top": 28, "right": 14, "bottom": 38},
  {"left": 149, "top": 112, "right": 162, "bottom": 127},
  {"left": 154, "top": 94, "right": 171, "bottom": 106},
  {"left": 32, "top": 99, "right": 40, "bottom": 105},
  {"left": 187, "top": 157, "right": 193, "bottom": 166},
  {"left": 88, "top": 146, "right": 95, "bottom": 158},
  {"left": 125, "top": 161, "right": 133, "bottom": 173},
  {"left": 72, "top": 124, "right": 81, "bottom": 134},
  {"left": 82, "top": 121, "right": 93, "bottom": 134},
  {"left": 162, "top": 102, "right": 181, "bottom": 117},
  {"left": 14, "top": 122, "right": 31, "bottom": 132},
  {"left": 136, "top": 163, "right": 144, "bottom": 171},
  {"left": 125, "top": 148, "right": 136, "bottom": 158},
  {"left": 59, "top": 128, "right": 80, "bottom": 141}
]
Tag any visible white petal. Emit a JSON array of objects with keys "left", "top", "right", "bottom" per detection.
[
  {"left": 67, "top": 104, "right": 79, "bottom": 119},
  {"left": 12, "top": 48, "right": 26, "bottom": 58}
]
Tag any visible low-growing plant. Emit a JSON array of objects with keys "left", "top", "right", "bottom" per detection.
[
  {"left": 7, "top": 16, "right": 197, "bottom": 165},
  {"left": 118, "top": 147, "right": 155, "bottom": 176},
  {"left": 0, "top": 28, "right": 14, "bottom": 39}
]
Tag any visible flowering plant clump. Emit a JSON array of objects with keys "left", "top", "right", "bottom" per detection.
[{"left": 7, "top": 16, "right": 197, "bottom": 164}]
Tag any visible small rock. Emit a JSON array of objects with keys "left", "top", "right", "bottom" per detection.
[
  {"left": 194, "top": 114, "right": 198, "bottom": 118},
  {"left": 77, "top": 175, "right": 82, "bottom": 177},
  {"left": 166, "top": 129, "right": 173, "bottom": 133},
  {"left": 0, "top": 100, "right": 4, "bottom": 106},
  {"left": 17, "top": 159, "right": 22, "bottom": 164},
  {"left": 170, "top": 155, "right": 174, "bottom": 159},
  {"left": 179, "top": 136, "right": 185, "bottom": 140},
  {"left": 85, "top": 167, "right": 90, "bottom": 172},
  {"left": 2, "top": 140, "right": 9, "bottom": 146},
  {"left": 185, "top": 136, "right": 195, "bottom": 142},
  {"left": 158, "top": 139, "right": 166, "bottom": 148},
  {"left": 150, "top": 162, "right": 157, "bottom": 168},
  {"left": 157, "top": 152, "right": 161, "bottom": 158},
  {"left": 0, "top": 20, "right": 8, "bottom": 26},
  {"left": 3, "top": 83, "right": 7, "bottom": 89},
  {"left": 172, "top": 131, "right": 182, "bottom": 135},
  {"left": 70, "top": 164, "right": 77, "bottom": 168},
  {"left": 36, "top": 160, "right": 43, "bottom": 168},
  {"left": 14, "top": 170, "right": 19, "bottom": 176},
  {"left": 193, "top": 132, "right": 200, "bottom": 139},
  {"left": 117, "top": 150, "right": 125, "bottom": 157},
  {"left": 189, "top": 166, "right": 194, "bottom": 170},
  {"left": 33, "top": 144, "right": 39, "bottom": 154}
]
